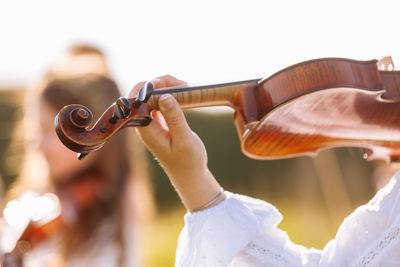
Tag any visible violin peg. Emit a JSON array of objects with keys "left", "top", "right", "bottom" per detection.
[
  {"left": 109, "top": 97, "right": 131, "bottom": 124},
  {"left": 77, "top": 153, "right": 88, "bottom": 160},
  {"left": 115, "top": 97, "right": 131, "bottom": 119},
  {"left": 133, "top": 82, "right": 154, "bottom": 108},
  {"left": 138, "top": 82, "right": 154, "bottom": 103}
]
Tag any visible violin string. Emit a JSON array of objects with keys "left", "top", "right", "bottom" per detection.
[{"left": 152, "top": 78, "right": 261, "bottom": 95}]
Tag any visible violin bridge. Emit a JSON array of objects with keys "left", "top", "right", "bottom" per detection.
[{"left": 378, "top": 56, "right": 395, "bottom": 71}]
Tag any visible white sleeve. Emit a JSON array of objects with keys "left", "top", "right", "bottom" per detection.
[
  {"left": 175, "top": 191, "right": 283, "bottom": 267},
  {"left": 175, "top": 172, "right": 400, "bottom": 267},
  {"left": 319, "top": 172, "right": 400, "bottom": 266}
]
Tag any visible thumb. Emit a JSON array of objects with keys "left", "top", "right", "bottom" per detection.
[{"left": 158, "top": 94, "right": 191, "bottom": 141}]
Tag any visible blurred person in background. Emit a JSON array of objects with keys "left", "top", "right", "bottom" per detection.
[
  {"left": 130, "top": 75, "right": 400, "bottom": 267},
  {"left": 0, "top": 44, "right": 153, "bottom": 267}
]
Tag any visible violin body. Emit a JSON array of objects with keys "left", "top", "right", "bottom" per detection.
[
  {"left": 55, "top": 57, "right": 400, "bottom": 162},
  {"left": 239, "top": 58, "right": 400, "bottom": 162}
]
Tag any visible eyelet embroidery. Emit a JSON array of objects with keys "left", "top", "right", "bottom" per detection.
[
  {"left": 246, "top": 242, "right": 299, "bottom": 267},
  {"left": 355, "top": 226, "right": 400, "bottom": 267}
]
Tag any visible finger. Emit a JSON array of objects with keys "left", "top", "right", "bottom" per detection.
[
  {"left": 151, "top": 75, "right": 187, "bottom": 89},
  {"left": 158, "top": 94, "right": 192, "bottom": 141},
  {"left": 127, "top": 75, "right": 186, "bottom": 98},
  {"left": 131, "top": 75, "right": 188, "bottom": 151},
  {"left": 135, "top": 111, "right": 170, "bottom": 152},
  {"left": 153, "top": 110, "right": 169, "bottom": 131}
]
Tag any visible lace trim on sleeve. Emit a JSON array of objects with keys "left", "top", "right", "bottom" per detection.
[
  {"left": 245, "top": 242, "right": 300, "bottom": 267},
  {"left": 354, "top": 225, "right": 400, "bottom": 267}
]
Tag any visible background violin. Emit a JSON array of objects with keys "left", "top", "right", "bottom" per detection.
[
  {"left": 55, "top": 57, "right": 400, "bottom": 162},
  {"left": 1, "top": 173, "right": 105, "bottom": 267}
]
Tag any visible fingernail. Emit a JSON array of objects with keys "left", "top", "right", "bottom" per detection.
[{"left": 159, "top": 94, "right": 174, "bottom": 109}]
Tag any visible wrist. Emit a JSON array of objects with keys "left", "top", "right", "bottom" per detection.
[
  {"left": 167, "top": 167, "right": 222, "bottom": 211},
  {"left": 189, "top": 187, "right": 226, "bottom": 213}
]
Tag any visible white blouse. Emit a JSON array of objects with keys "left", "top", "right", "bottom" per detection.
[{"left": 176, "top": 172, "right": 400, "bottom": 267}]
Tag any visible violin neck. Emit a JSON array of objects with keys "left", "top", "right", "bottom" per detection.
[{"left": 147, "top": 78, "right": 260, "bottom": 110}]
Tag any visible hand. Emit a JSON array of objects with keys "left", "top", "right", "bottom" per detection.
[{"left": 128, "top": 75, "right": 222, "bottom": 211}]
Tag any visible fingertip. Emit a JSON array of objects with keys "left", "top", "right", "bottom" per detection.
[
  {"left": 179, "top": 79, "right": 188, "bottom": 86},
  {"left": 159, "top": 94, "right": 176, "bottom": 111},
  {"left": 155, "top": 75, "right": 187, "bottom": 88}
]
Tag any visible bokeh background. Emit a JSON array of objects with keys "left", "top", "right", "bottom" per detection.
[{"left": 1, "top": 0, "right": 400, "bottom": 266}]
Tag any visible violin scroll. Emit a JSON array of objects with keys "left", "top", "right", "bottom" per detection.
[
  {"left": 69, "top": 105, "right": 93, "bottom": 128},
  {"left": 55, "top": 82, "right": 155, "bottom": 160}
]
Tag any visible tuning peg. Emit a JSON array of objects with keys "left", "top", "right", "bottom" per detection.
[
  {"left": 77, "top": 153, "right": 88, "bottom": 160},
  {"left": 134, "top": 82, "right": 154, "bottom": 108},
  {"left": 115, "top": 97, "right": 131, "bottom": 119},
  {"left": 109, "top": 97, "right": 131, "bottom": 124},
  {"left": 139, "top": 82, "right": 154, "bottom": 102}
]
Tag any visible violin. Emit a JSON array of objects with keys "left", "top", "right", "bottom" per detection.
[
  {"left": 1, "top": 174, "right": 103, "bottom": 267},
  {"left": 1, "top": 217, "right": 65, "bottom": 267},
  {"left": 55, "top": 57, "right": 400, "bottom": 162}
]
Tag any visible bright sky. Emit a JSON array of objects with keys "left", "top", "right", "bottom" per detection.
[{"left": 1, "top": 0, "right": 399, "bottom": 94}]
